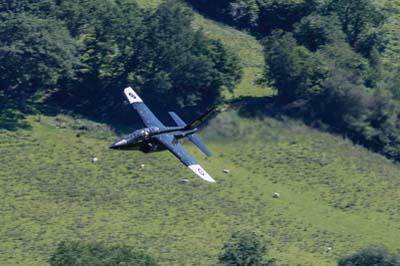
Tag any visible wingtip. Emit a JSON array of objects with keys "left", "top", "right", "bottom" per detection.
[
  {"left": 124, "top": 87, "right": 142, "bottom": 103},
  {"left": 188, "top": 164, "right": 216, "bottom": 183}
]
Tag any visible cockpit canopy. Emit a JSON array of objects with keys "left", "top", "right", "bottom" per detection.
[
  {"left": 129, "top": 128, "right": 150, "bottom": 141},
  {"left": 128, "top": 127, "right": 160, "bottom": 142},
  {"left": 142, "top": 128, "right": 150, "bottom": 138}
]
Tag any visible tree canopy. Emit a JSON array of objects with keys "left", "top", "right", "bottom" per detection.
[
  {"left": 134, "top": 0, "right": 241, "bottom": 111},
  {"left": 0, "top": 13, "right": 78, "bottom": 110},
  {"left": 184, "top": 0, "right": 400, "bottom": 161},
  {"left": 338, "top": 247, "right": 400, "bottom": 266},
  {"left": 218, "top": 231, "right": 276, "bottom": 266},
  {"left": 0, "top": 0, "right": 242, "bottom": 123}
]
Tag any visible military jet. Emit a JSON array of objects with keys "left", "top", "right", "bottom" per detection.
[{"left": 110, "top": 87, "right": 216, "bottom": 183}]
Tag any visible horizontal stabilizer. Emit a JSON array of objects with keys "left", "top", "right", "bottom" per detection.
[
  {"left": 188, "top": 134, "right": 212, "bottom": 157},
  {"left": 169, "top": 112, "right": 212, "bottom": 157},
  {"left": 188, "top": 164, "right": 215, "bottom": 183},
  {"left": 168, "top": 112, "right": 186, "bottom": 127}
]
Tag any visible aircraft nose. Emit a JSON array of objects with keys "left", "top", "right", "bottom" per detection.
[
  {"left": 109, "top": 139, "right": 128, "bottom": 149},
  {"left": 109, "top": 143, "right": 118, "bottom": 149}
]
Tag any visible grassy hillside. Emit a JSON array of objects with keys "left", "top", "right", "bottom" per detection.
[
  {"left": 1, "top": 112, "right": 400, "bottom": 266},
  {"left": 2, "top": 1, "right": 400, "bottom": 266}
]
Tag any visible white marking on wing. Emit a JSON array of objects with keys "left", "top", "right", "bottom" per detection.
[
  {"left": 188, "top": 164, "right": 215, "bottom": 183},
  {"left": 124, "top": 87, "right": 143, "bottom": 103}
]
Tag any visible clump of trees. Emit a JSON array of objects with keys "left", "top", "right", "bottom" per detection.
[
  {"left": 186, "top": 0, "right": 400, "bottom": 161},
  {"left": 49, "top": 241, "right": 157, "bottom": 266},
  {"left": 0, "top": 1, "right": 78, "bottom": 111},
  {"left": 262, "top": 0, "right": 400, "bottom": 160},
  {"left": 218, "top": 231, "right": 276, "bottom": 266},
  {"left": 0, "top": 0, "right": 242, "bottom": 123},
  {"left": 185, "top": 0, "right": 317, "bottom": 34}
]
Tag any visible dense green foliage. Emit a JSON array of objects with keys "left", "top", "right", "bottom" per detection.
[
  {"left": 0, "top": 5, "right": 78, "bottom": 111},
  {"left": 134, "top": 2, "right": 241, "bottom": 111},
  {"left": 326, "top": 0, "right": 384, "bottom": 54},
  {"left": 264, "top": 31, "right": 327, "bottom": 102},
  {"left": 262, "top": 1, "right": 400, "bottom": 160},
  {"left": 49, "top": 241, "right": 156, "bottom": 266},
  {"left": 338, "top": 247, "right": 400, "bottom": 266},
  {"left": 0, "top": 0, "right": 241, "bottom": 121},
  {"left": 186, "top": 0, "right": 400, "bottom": 161},
  {"left": 218, "top": 231, "right": 275, "bottom": 266},
  {"left": 185, "top": 0, "right": 316, "bottom": 34}
]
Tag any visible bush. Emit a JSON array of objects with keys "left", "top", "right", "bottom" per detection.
[
  {"left": 338, "top": 247, "right": 400, "bottom": 266},
  {"left": 264, "top": 31, "right": 327, "bottom": 103},
  {"left": 49, "top": 241, "right": 157, "bottom": 266},
  {"left": 218, "top": 231, "right": 276, "bottom": 266}
]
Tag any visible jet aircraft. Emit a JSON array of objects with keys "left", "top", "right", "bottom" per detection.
[{"left": 110, "top": 87, "right": 216, "bottom": 182}]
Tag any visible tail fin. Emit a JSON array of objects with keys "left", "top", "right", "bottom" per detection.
[
  {"left": 183, "top": 106, "right": 217, "bottom": 130},
  {"left": 168, "top": 111, "right": 213, "bottom": 157}
]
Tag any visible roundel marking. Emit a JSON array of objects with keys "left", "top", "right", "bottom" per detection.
[{"left": 198, "top": 168, "right": 205, "bottom": 176}]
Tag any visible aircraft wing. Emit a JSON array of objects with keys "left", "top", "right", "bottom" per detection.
[
  {"left": 124, "top": 87, "right": 165, "bottom": 128},
  {"left": 155, "top": 134, "right": 215, "bottom": 183}
]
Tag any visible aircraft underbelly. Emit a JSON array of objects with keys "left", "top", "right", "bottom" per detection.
[{"left": 139, "top": 138, "right": 166, "bottom": 153}]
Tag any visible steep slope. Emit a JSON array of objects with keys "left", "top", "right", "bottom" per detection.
[{"left": 1, "top": 113, "right": 400, "bottom": 266}]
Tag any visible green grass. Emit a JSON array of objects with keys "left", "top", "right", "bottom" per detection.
[
  {"left": 2, "top": 112, "right": 400, "bottom": 266},
  {"left": 191, "top": 16, "right": 274, "bottom": 98}
]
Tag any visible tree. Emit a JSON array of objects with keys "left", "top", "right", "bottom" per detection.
[
  {"left": 309, "top": 42, "right": 371, "bottom": 130},
  {"left": 338, "top": 247, "right": 400, "bottom": 266},
  {"left": 327, "top": 0, "right": 385, "bottom": 54},
  {"left": 50, "top": 0, "right": 241, "bottom": 122},
  {"left": 314, "top": 66, "right": 369, "bottom": 132},
  {"left": 0, "top": 0, "right": 58, "bottom": 21},
  {"left": 185, "top": 0, "right": 318, "bottom": 33},
  {"left": 252, "top": 0, "right": 319, "bottom": 34},
  {"left": 317, "top": 41, "right": 372, "bottom": 87},
  {"left": 227, "top": 0, "right": 260, "bottom": 27},
  {"left": 53, "top": 0, "right": 145, "bottom": 117},
  {"left": 137, "top": 0, "right": 241, "bottom": 111},
  {"left": 0, "top": 14, "right": 78, "bottom": 111},
  {"left": 264, "top": 30, "right": 327, "bottom": 103},
  {"left": 49, "top": 241, "right": 157, "bottom": 266},
  {"left": 294, "top": 13, "right": 346, "bottom": 51},
  {"left": 218, "top": 231, "right": 276, "bottom": 266}
]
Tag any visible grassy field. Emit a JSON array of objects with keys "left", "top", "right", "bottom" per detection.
[{"left": 1, "top": 112, "right": 400, "bottom": 266}]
